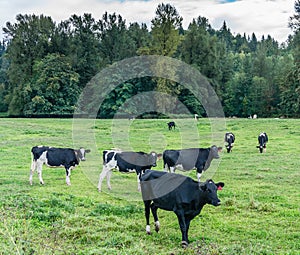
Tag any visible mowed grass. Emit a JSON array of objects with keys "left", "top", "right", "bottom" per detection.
[{"left": 0, "top": 118, "right": 299, "bottom": 255}]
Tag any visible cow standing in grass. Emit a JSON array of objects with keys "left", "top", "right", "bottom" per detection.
[
  {"left": 97, "top": 150, "right": 160, "bottom": 192},
  {"left": 30, "top": 146, "right": 90, "bottom": 185},
  {"left": 167, "top": 121, "right": 176, "bottom": 130},
  {"left": 257, "top": 132, "right": 268, "bottom": 153},
  {"left": 163, "top": 145, "right": 222, "bottom": 182},
  {"left": 224, "top": 132, "right": 235, "bottom": 153},
  {"left": 141, "top": 170, "right": 224, "bottom": 248}
]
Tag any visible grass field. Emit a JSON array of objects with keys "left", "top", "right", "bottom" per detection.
[{"left": 0, "top": 118, "right": 299, "bottom": 255}]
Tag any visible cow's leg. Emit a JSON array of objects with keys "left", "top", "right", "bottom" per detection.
[
  {"left": 170, "top": 166, "right": 175, "bottom": 173},
  {"left": 150, "top": 203, "right": 160, "bottom": 232},
  {"left": 106, "top": 169, "right": 113, "bottom": 190},
  {"left": 36, "top": 161, "right": 44, "bottom": 185},
  {"left": 137, "top": 174, "right": 141, "bottom": 192},
  {"left": 97, "top": 165, "right": 110, "bottom": 192},
  {"left": 196, "top": 170, "right": 202, "bottom": 182},
  {"left": 185, "top": 218, "right": 191, "bottom": 245},
  {"left": 29, "top": 160, "right": 37, "bottom": 185},
  {"left": 144, "top": 200, "right": 151, "bottom": 234},
  {"left": 175, "top": 210, "right": 188, "bottom": 248},
  {"left": 164, "top": 163, "right": 169, "bottom": 172},
  {"left": 65, "top": 165, "right": 72, "bottom": 186}
]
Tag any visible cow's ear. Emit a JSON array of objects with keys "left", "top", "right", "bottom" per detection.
[
  {"left": 215, "top": 182, "right": 225, "bottom": 190},
  {"left": 217, "top": 147, "right": 222, "bottom": 152},
  {"left": 157, "top": 153, "right": 163, "bottom": 160},
  {"left": 86, "top": 149, "right": 91, "bottom": 153}
]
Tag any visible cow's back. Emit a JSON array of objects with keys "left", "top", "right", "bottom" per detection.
[
  {"left": 46, "top": 148, "right": 77, "bottom": 166},
  {"left": 141, "top": 170, "right": 198, "bottom": 208},
  {"left": 31, "top": 146, "right": 50, "bottom": 161}
]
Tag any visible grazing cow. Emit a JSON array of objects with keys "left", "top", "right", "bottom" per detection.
[
  {"left": 224, "top": 132, "right": 235, "bottom": 153},
  {"left": 257, "top": 132, "right": 268, "bottom": 153},
  {"left": 29, "top": 146, "right": 90, "bottom": 185},
  {"left": 167, "top": 121, "right": 176, "bottom": 130},
  {"left": 163, "top": 145, "right": 222, "bottom": 182},
  {"left": 97, "top": 150, "right": 160, "bottom": 192},
  {"left": 141, "top": 170, "right": 224, "bottom": 248}
]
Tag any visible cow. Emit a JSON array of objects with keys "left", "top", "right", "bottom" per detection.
[
  {"left": 141, "top": 170, "right": 224, "bottom": 248},
  {"left": 97, "top": 150, "right": 160, "bottom": 192},
  {"left": 163, "top": 145, "right": 222, "bottom": 182},
  {"left": 224, "top": 132, "right": 235, "bottom": 153},
  {"left": 257, "top": 132, "right": 268, "bottom": 153},
  {"left": 167, "top": 121, "right": 176, "bottom": 130},
  {"left": 29, "top": 146, "right": 90, "bottom": 186}
]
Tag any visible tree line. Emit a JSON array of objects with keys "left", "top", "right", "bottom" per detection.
[{"left": 0, "top": 2, "right": 299, "bottom": 118}]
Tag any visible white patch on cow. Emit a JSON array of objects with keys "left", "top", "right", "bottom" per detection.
[
  {"left": 197, "top": 172, "right": 202, "bottom": 182},
  {"left": 79, "top": 148, "right": 85, "bottom": 160},
  {"left": 151, "top": 152, "right": 156, "bottom": 157},
  {"left": 126, "top": 169, "right": 136, "bottom": 173},
  {"left": 175, "top": 164, "right": 187, "bottom": 171},
  {"left": 170, "top": 166, "right": 176, "bottom": 173}
]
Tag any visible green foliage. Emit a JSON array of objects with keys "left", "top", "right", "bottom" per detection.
[
  {"left": 23, "top": 53, "right": 80, "bottom": 115},
  {"left": 0, "top": 3, "right": 300, "bottom": 117}
]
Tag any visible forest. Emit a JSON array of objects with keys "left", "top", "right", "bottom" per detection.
[{"left": 0, "top": 2, "right": 299, "bottom": 118}]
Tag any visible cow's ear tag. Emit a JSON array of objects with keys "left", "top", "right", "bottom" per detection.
[{"left": 217, "top": 186, "right": 223, "bottom": 191}]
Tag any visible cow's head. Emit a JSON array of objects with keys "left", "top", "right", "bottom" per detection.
[
  {"left": 200, "top": 180, "right": 224, "bottom": 206},
  {"left": 77, "top": 148, "right": 91, "bottom": 161},
  {"left": 210, "top": 145, "right": 222, "bottom": 159},
  {"left": 149, "top": 152, "right": 161, "bottom": 167}
]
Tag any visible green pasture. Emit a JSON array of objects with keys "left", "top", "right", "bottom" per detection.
[{"left": 0, "top": 118, "right": 299, "bottom": 254}]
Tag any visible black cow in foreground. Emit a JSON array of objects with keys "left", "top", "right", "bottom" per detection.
[
  {"left": 257, "top": 132, "right": 268, "bottom": 153},
  {"left": 97, "top": 150, "right": 160, "bottom": 192},
  {"left": 224, "top": 132, "right": 235, "bottom": 153},
  {"left": 29, "top": 146, "right": 90, "bottom": 185},
  {"left": 141, "top": 170, "right": 224, "bottom": 248},
  {"left": 163, "top": 145, "right": 222, "bottom": 182},
  {"left": 167, "top": 121, "right": 176, "bottom": 130}
]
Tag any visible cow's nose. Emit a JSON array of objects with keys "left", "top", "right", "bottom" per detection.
[{"left": 82, "top": 158, "right": 86, "bottom": 161}]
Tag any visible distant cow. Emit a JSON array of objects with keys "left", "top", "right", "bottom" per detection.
[
  {"left": 224, "top": 132, "right": 235, "bottom": 153},
  {"left": 29, "top": 146, "right": 90, "bottom": 185},
  {"left": 257, "top": 132, "right": 268, "bottom": 153},
  {"left": 97, "top": 150, "right": 160, "bottom": 192},
  {"left": 167, "top": 121, "right": 176, "bottom": 130},
  {"left": 163, "top": 145, "right": 222, "bottom": 182},
  {"left": 141, "top": 170, "right": 224, "bottom": 248}
]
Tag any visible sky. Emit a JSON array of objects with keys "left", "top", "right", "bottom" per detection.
[{"left": 0, "top": 0, "right": 296, "bottom": 43}]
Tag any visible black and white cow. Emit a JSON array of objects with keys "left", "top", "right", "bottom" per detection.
[
  {"left": 167, "top": 121, "right": 176, "bottom": 130},
  {"left": 163, "top": 145, "right": 222, "bottom": 182},
  {"left": 224, "top": 132, "right": 235, "bottom": 153},
  {"left": 97, "top": 150, "right": 160, "bottom": 192},
  {"left": 29, "top": 146, "right": 90, "bottom": 186},
  {"left": 257, "top": 132, "right": 268, "bottom": 153},
  {"left": 141, "top": 170, "right": 224, "bottom": 248}
]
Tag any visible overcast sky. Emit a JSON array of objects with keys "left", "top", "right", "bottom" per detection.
[{"left": 0, "top": 0, "right": 296, "bottom": 43}]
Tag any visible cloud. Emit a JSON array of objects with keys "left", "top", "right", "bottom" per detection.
[{"left": 0, "top": 0, "right": 295, "bottom": 43}]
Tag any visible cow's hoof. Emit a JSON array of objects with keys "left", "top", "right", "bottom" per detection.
[
  {"left": 154, "top": 221, "right": 160, "bottom": 232},
  {"left": 146, "top": 225, "right": 151, "bottom": 234},
  {"left": 181, "top": 241, "right": 188, "bottom": 248}
]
